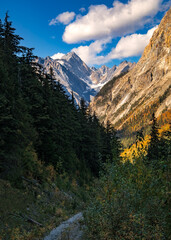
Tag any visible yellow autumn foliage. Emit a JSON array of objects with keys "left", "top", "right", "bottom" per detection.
[
  {"left": 158, "top": 123, "right": 170, "bottom": 136},
  {"left": 121, "top": 123, "right": 170, "bottom": 163},
  {"left": 121, "top": 135, "right": 150, "bottom": 163}
]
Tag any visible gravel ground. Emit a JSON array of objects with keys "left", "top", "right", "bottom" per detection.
[{"left": 44, "top": 212, "right": 84, "bottom": 240}]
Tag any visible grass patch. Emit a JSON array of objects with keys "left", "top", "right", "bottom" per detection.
[{"left": 0, "top": 176, "right": 87, "bottom": 240}]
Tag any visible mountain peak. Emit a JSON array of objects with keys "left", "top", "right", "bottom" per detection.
[
  {"left": 120, "top": 60, "right": 128, "bottom": 64},
  {"left": 44, "top": 56, "right": 52, "bottom": 61},
  {"left": 62, "top": 51, "right": 82, "bottom": 62},
  {"left": 37, "top": 51, "right": 135, "bottom": 104},
  {"left": 66, "top": 51, "right": 76, "bottom": 58},
  {"left": 99, "top": 65, "right": 109, "bottom": 74},
  {"left": 91, "top": 66, "right": 97, "bottom": 71}
]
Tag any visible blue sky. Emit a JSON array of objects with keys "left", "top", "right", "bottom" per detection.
[{"left": 0, "top": 0, "right": 170, "bottom": 67}]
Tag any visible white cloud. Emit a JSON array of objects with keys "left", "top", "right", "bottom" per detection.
[
  {"left": 107, "top": 26, "right": 158, "bottom": 60},
  {"left": 72, "top": 26, "right": 158, "bottom": 65},
  {"left": 63, "top": 0, "right": 162, "bottom": 43},
  {"left": 51, "top": 52, "right": 65, "bottom": 59},
  {"left": 49, "top": 11, "right": 76, "bottom": 25},
  {"left": 72, "top": 38, "right": 110, "bottom": 65}
]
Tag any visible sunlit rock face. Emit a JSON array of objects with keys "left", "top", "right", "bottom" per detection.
[{"left": 90, "top": 8, "right": 171, "bottom": 130}]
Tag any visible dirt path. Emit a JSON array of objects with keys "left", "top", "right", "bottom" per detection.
[{"left": 44, "top": 212, "right": 84, "bottom": 240}]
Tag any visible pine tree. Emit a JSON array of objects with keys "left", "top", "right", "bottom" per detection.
[
  {"left": 100, "top": 120, "right": 121, "bottom": 164},
  {"left": 0, "top": 19, "right": 4, "bottom": 50},
  {"left": 3, "top": 12, "right": 23, "bottom": 55},
  {"left": 146, "top": 113, "right": 159, "bottom": 167},
  {"left": 0, "top": 14, "right": 36, "bottom": 183},
  {"left": 80, "top": 98, "right": 87, "bottom": 116}
]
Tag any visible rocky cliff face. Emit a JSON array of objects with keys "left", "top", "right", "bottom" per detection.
[
  {"left": 36, "top": 52, "right": 134, "bottom": 104},
  {"left": 90, "top": 8, "right": 171, "bottom": 132},
  {"left": 90, "top": 61, "right": 135, "bottom": 88},
  {"left": 37, "top": 53, "right": 94, "bottom": 104}
]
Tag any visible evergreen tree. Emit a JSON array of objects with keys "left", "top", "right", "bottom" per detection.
[
  {"left": 136, "top": 129, "right": 144, "bottom": 144},
  {"left": 103, "top": 120, "right": 121, "bottom": 162},
  {"left": 80, "top": 98, "right": 87, "bottom": 116},
  {"left": 0, "top": 14, "right": 36, "bottom": 182},
  {"left": 71, "top": 91, "right": 75, "bottom": 106},
  {"left": 3, "top": 12, "right": 23, "bottom": 73},
  {"left": 0, "top": 19, "right": 4, "bottom": 50},
  {"left": 146, "top": 113, "right": 159, "bottom": 167}
]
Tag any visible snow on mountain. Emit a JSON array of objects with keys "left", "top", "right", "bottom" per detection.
[{"left": 36, "top": 52, "right": 135, "bottom": 104}]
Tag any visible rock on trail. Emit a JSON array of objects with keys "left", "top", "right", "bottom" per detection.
[{"left": 44, "top": 212, "right": 84, "bottom": 240}]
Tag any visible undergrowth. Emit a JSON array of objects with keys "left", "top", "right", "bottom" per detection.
[{"left": 0, "top": 173, "right": 89, "bottom": 240}]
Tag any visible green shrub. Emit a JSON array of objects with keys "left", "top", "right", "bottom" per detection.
[{"left": 84, "top": 156, "right": 170, "bottom": 239}]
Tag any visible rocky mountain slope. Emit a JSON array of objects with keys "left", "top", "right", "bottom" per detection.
[
  {"left": 37, "top": 52, "right": 135, "bottom": 104},
  {"left": 90, "top": 8, "right": 171, "bottom": 135}
]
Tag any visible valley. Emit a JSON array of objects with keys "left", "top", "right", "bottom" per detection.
[
  {"left": 0, "top": 4, "right": 170, "bottom": 240},
  {"left": 37, "top": 8, "right": 171, "bottom": 147}
]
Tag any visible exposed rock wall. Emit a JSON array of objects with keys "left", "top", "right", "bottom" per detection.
[{"left": 90, "top": 8, "right": 171, "bottom": 130}]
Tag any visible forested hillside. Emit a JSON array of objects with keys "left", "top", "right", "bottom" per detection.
[{"left": 0, "top": 13, "right": 117, "bottom": 184}]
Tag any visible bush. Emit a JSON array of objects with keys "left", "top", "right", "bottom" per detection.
[{"left": 84, "top": 157, "right": 170, "bottom": 239}]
